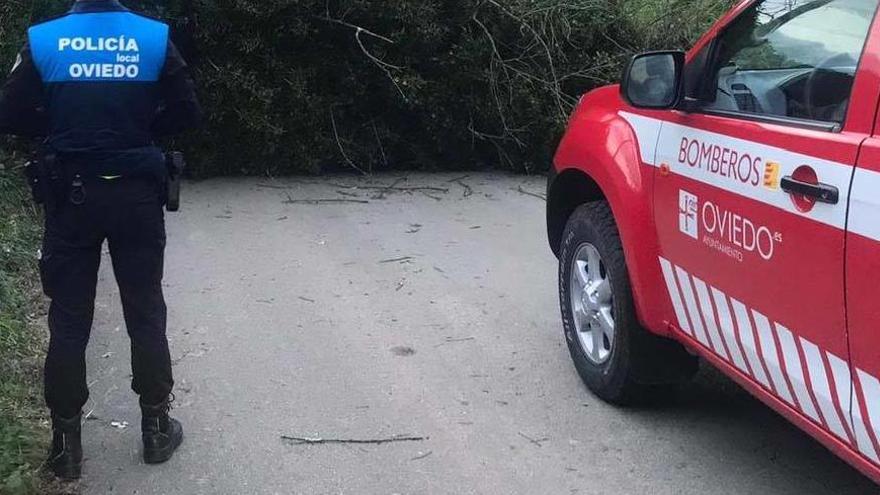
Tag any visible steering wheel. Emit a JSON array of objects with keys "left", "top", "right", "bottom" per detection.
[{"left": 803, "top": 53, "right": 854, "bottom": 121}]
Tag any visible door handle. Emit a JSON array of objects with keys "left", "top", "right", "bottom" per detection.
[{"left": 780, "top": 176, "right": 839, "bottom": 205}]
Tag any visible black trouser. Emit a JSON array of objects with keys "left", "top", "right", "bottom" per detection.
[{"left": 41, "top": 176, "right": 173, "bottom": 419}]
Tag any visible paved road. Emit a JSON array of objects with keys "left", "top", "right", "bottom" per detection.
[{"left": 76, "top": 174, "right": 875, "bottom": 494}]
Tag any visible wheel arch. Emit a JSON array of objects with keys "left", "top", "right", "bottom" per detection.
[
  {"left": 547, "top": 168, "right": 606, "bottom": 258},
  {"left": 548, "top": 111, "right": 672, "bottom": 337}
]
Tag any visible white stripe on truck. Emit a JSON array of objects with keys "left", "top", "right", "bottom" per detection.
[
  {"left": 658, "top": 257, "right": 880, "bottom": 466},
  {"left": 618, "top": 112, "right": 880, "bottom": 240}
]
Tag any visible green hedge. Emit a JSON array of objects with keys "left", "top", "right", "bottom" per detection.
[
  {"left": 2, "top": 0, "right": 730, "bottom": 175},
  {"left": 0, "top": 152, "right": 45, "bottom": 495}
]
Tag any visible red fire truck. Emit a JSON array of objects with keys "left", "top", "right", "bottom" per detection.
[{"left": 547, "top": 0, "right": 880, "bottom": 483}]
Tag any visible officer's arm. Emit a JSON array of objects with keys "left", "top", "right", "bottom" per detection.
[
  {"left": 152, "top": 41, "right": 202, "bottom": 138},
  {"left": 0, "top": 43, "right": 48, "bottom": 137}
]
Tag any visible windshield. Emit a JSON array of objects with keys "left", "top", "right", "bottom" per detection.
[{"left": 731, "top": 0, "right": 876, "bottom": 70}]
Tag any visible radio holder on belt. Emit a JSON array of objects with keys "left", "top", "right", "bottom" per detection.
[
  {"left": 24, "top": 153, "right": 59, "bottom": 209},
  {"left": 165, "top": 151, "right": 186, "bottom": 212}
]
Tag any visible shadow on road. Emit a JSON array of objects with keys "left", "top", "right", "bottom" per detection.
[{"left": 621, "top": 363, "right": 876, "bottom": 493}]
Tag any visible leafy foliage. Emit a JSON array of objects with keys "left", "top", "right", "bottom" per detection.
[
  {"left": 0, "top": 151, "right": 45, "bottom": 495},
  {"left": 0, "top": 0, "right": 731, "bottom": 176}
]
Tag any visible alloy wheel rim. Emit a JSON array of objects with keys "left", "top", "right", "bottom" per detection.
[{"left": 569, "top": 243, "right": 615, "bottom": 364}]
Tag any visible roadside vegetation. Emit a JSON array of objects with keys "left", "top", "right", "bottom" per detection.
[
  {"left": 2, "top": 0, "right": 731, "bottom": 177},
  {"left": 0, "top": 151, "right": 47, "bottom": 495}
]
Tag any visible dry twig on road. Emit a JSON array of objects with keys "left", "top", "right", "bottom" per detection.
[
  {"left": 446, "top": 175, "right": 471, "bottom": 183},
  {"left": 451, "top": 178, "right": 474, "bottom": 198},
  {"left": 334, "top": 184, "right": 449, "bottom": 194},
  {"left": 379, "top": 256, "right": 414, "bottom": 264},
  {"left": 281, "top": 435, "right": 428, "bottom": 446},
  {"left": 336, "top": 189, "right": 362, "bottom": 198},
  {"left": 435, "top": 336, "right": 476, "bottom": 347},
  {"left": 373, "top": 177, "right": 407, "bottom": 200},
  {"left": 420, "top": 190, "right": 444, "bottom": 201},
  {"left": 518, "top": 432, "right": 549, "bottom": 447},
  {"left": 283, "top": 198, "right": 370, "bottom": 205},
  {"left": 514, "top": 186, "right": 546, "bottom": 201},
  {"left": 411, "top": 451, "right": 433, "bottom": 461}
]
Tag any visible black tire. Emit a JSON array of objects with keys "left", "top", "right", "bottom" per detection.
[{"left": 558, "top": 201, "right": 697, "bottom": 406}]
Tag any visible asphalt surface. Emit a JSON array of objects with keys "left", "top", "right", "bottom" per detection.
[{"left": 75, "top": 174, "right": 877, "bottom": 494}]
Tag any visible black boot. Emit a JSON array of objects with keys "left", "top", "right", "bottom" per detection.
[
  {"left": 48, "top": 414, "right": 83, "bottom": 480},
  {"left": 141, "top": 397, "right": 184, "bottom": 464}
]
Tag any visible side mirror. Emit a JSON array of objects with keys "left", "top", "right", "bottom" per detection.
[{"left": 621, "top": 51, "right": 685, "bottom": 110}]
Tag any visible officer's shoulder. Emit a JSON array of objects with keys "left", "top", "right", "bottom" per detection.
[
  {"left": 127, "top": 10, "right": 170, "bottom": 27},
  {"left": 28, "top": 12, "right": 70, "bottom": 31}
]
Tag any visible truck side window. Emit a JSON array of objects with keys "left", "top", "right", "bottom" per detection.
[{"left": 701, "top": 0, "right": 878, "bottom": 124}]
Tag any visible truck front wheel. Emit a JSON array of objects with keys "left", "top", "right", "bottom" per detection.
[{"left": 558, "top": 201, "right": 697, "bottom": 405}]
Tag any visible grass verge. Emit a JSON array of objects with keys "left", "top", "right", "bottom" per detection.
[{"left": 0, "top": 155, "right": 49, "bottom": 495}]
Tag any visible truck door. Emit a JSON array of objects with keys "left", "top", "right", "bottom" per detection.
[
  {"left": 846, "top": 136, "right": 880, "bottom": 468},
  {"left": 650, "top": 0, "right": 879, "bottom": 458}
]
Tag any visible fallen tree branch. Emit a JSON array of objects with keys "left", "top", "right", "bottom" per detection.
[
  {"left": 330, "top": 109, "right": 368, "bottom": 176},
  {"left": 483, "top": 0, "right": 568, "bottom": 122},
  {"left": 371, "top": 120, "right": 388, "bottom": 170},
  {"left": 315, "top": 15, "right": 407, "bottom": 100},
  {"left": 374, "top": 177, "right": 407, "bottom": 200},
  {"left": 315, "top": 15, "right": 396, "bottom": 43},
  {"left": 281, "top": 434, "right": 428, "bottom": 446}
]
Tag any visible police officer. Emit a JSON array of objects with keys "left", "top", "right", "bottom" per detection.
[{"left": 0, "top": 0, "right": 201, "bottom": 480}]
